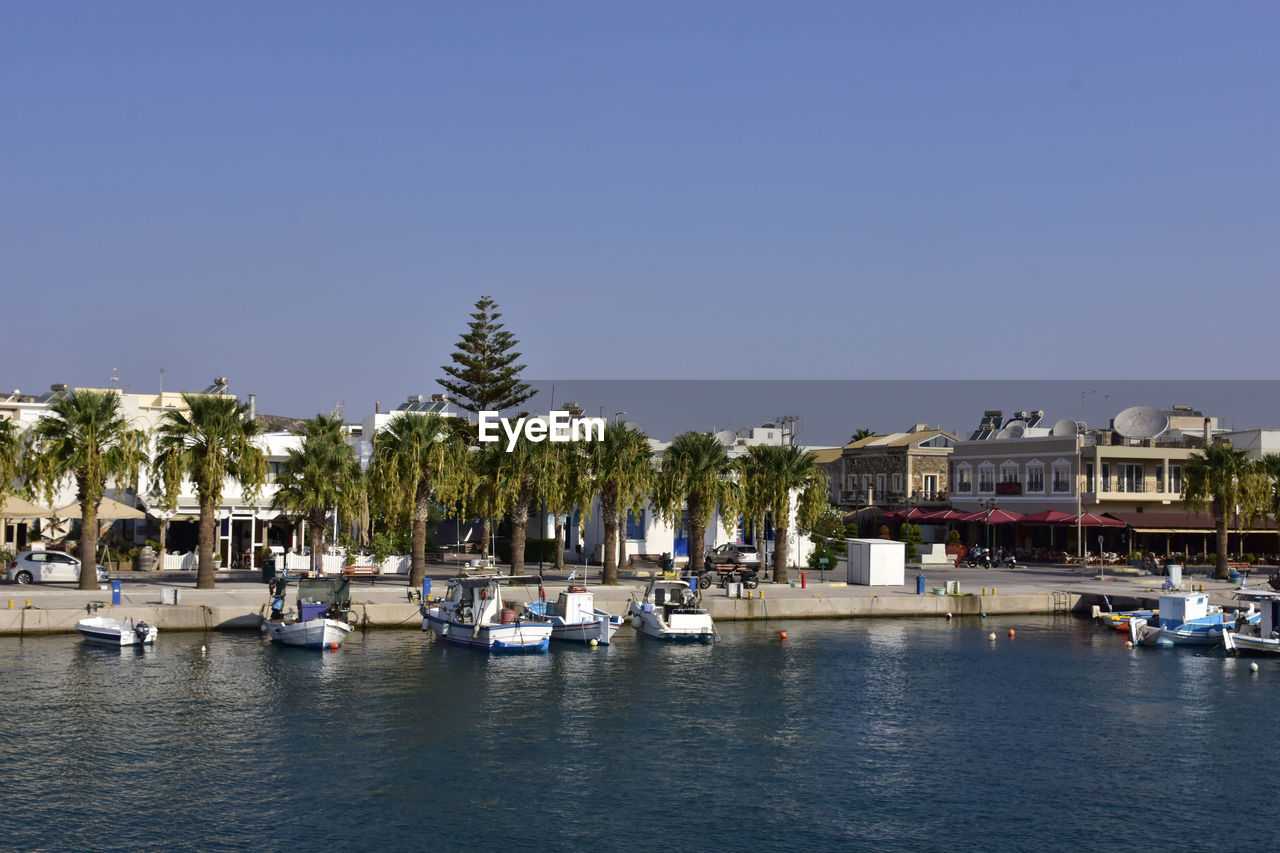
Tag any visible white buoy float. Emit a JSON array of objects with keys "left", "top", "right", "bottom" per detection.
[
  {"left": 589, "top": 639, "right": 598, "bottom": 648},
  {"left": 1250, "top": 662, "right": 1259, "bottom": 673},
  {"left": 988, "top": 632, "right": 997, "bottom": 641}
]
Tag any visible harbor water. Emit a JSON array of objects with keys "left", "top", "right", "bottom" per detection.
[{"left": 2, "top": 616, "right": 1278, "bottom": 851}]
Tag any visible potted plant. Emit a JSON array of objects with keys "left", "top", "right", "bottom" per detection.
[{"left": 257, "top": 545, "right": 273, "bottom": 568}]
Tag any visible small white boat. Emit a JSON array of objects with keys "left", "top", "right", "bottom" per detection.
[
  {"left": 75, "top": 616, "right": 158, "bottom": 646},
  {"left": 1223, "top": 590, "right": 1280, "bottom": 655},
  {"left": 422, "top": 575, "right": 553, "bottom": 651},
  {"left": 627, "top": 578, "right": 715, "bottom": 643},
  {"left": 1129, "top": 592, "right": 1257, "bottom": 647},
  {"left": 263, "top": 576, "right": 355, "bottom": 649},
  {"left": 523, "top": 585, "right": 623, "bottom": 644}
]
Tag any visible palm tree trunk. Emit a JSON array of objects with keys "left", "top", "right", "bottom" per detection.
[
  {"left": 601, "top": 490, "right": 618, "bottom": 585},
  {"left": 553, "top": 516, "right": 565, "bottom": 571},
  {"left": 196, "top": 499, "right": 218, "bottom": 589},
  {"left": 481, "top": 516, "right": 492, "bottom": 558},
  {"left": 1215, "top": 517, "right": 1230, "bottom": 580},
  {"left": 410, "top": 486, "right": 431, "bottom": 588},
  {"left": 308, "top": 511, "right": 325, "bottom": 574},
  {"left": 773, "top": 498, "right": 792, "bottom": 585},
  {"left": 511, "top": 502, "right": 529, "bottom": 575},
  {"left": 79, "top": 503, "right": 100, "bottom": 591},
  {"left": 687, "top": 494, "right": 707, "bottom": 581}
]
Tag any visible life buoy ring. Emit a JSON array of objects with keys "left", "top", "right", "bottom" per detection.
[{"left": 480, "top": 588, "right": 488, "bottom": 601}]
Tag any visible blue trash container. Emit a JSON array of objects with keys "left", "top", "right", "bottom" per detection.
[
  {"left": 688, "top": 575, "right": 698, "bottom": 593},
  {"left": 422, "top": 577, "right": 432, "bottom": 601},
  {"left": 916, "top": 574, "right": 926, "bottom": 595},
  {"left": 111, "top": 579, "right": 122, "bottom": 605}
]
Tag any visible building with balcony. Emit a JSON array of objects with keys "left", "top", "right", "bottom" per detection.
[{"left": 838, "top": 425, "right": 958, "bottom": 510}]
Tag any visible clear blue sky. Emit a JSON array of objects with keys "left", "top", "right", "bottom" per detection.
[{"left": 3, "top": 2, "right": 1278, "bottom": 431}]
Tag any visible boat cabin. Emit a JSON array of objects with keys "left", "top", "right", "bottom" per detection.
[
  {"left": 1157, "top": 592, "right": 1209, "bottom": 628},
  {"left": 444, "top": 575, "right": 543, "bottom": 626}
]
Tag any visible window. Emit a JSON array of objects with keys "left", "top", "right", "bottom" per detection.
[
  {"left": 1086, "top": 462, "right": 1094, "bottom": 492},
  {"left": 956, "top": 466, "right": 972, "bottom": 494},
  {"left": 1169, "top": 464, "right": 1182, "bottom": 494},
  {"left": 891, "top": 473, "right": 902, "bottom": 493},
  {"left": 1118, "top": 463, "right": 1143, "bottom": 493},
  {"left": 1101, "top": 463, "right": 1111, "bottom": 492},
  {"left": 1000, "top": 462, "right": 1019, "bottom": 484},
  {"left": 978, "top": 464, "right": 995, "bottom": 494},
  {"left": 876, "top": 473, "right": 887, "bottom": 497},
  {"left": 1052, "top": 461, "right": 1071, "bottom": 494},
  {"left": 625, "top": 509, "right": 645, "bottom": 540},
  {"left": 923, "top": 474, "right": 938, "bottom": 498},
  {"left": 1026, "top": 463, "right": 1044, "bottom": 493}
]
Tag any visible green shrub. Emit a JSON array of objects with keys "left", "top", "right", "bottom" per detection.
[
  {"left": 948, "top": 530, "right": 962, "bottom": 547},
  {"left": 898, "top": 523, "right": 923, "bottom": 560},
  {"left": 808, "top": 545, "right": 836, "bottom": 569},
  {"left": 1242, "top": 553, "right": 1256, "bottom": 564}
]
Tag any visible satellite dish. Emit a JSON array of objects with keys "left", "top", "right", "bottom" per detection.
[
  {"left": 1113, "top": 405, "right": 1169, "bottom": 440},
  {"left": 1051, "top": 418, "right": 1080, "bottom": 437},
  {"left": 997, "top": 420, "right": 1027, "bottom": 439}
]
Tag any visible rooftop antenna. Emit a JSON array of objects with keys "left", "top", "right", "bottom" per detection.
[
  {"left": 110, "top": 367, "right": 119, "bottom": 387},
  {"left": 1080, "top": 389, "right": 1094, "bottom": 426},
  {"left": 775, "top": 414, "right": 800, "bottom": 445}
]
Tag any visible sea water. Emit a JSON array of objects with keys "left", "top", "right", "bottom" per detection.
[{"left": 1, "top": 616, "right": 1277, "bottom": 851}]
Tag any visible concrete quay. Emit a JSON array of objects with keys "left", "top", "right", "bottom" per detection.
[{"left": 0, "top": 562, "right": 1258, "bottom": 637}]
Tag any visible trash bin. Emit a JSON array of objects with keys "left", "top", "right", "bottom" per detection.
[
  {"left": 1167, "top": 564, "right": 1182, "bottom": 585},
  {"left": 688, "top": 575, "right": 698, "bottom": 593},
  {"left": 916, "top": 574, "right": 926, "bottom": 595},
  {"left": 422, "top": 577, "right": 432, "bottom": 601},
  {"left": 111, "top": 579, "right": 122, "bottom": 606},
  {"left": 261, "top": 557, "right": 276, "bottom": 583}
]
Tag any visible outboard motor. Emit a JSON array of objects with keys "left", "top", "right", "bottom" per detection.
[{"left": 134, "top": 621, "right": 151, "bottom": 643}]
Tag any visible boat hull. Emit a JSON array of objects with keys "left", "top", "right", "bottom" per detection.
[
  {"left": 628, "top": 605, "right": 715, "bottom": 643},
  {"left": 423, "top": 610, "right": 552, "bottom": 652},
  {"left": 75, "top": 617, "right": 157, "bottom": 646},
  {"left": 1223, "top": 631, "right": 1280, "bottom": 655},
  {"left": 265, "top": 618, "right": 353, "bottom": 648}
]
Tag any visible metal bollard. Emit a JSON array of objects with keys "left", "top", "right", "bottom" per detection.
[{"left": 801, "top": 571, "right": 808, "bottom": 589}]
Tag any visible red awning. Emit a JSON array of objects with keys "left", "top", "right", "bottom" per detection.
[
  {"left": 957, "top": 508, "right": 1025, "bottom": 524},
  {"left": 1019, "top": 510, "right": 1078, "bottom": 525},
  {"left": 882, "top": 507, "right": 934, "bottom": 523},
  {"left": 1062, "top": 512, "right": 1126, "bottom": 528}
]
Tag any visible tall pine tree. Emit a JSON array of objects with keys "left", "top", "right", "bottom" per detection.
[{"left": 439, "top": 296, "right": 536, "bottom": 414}]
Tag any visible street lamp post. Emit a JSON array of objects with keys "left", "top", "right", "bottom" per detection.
[{"left": 979, "top": 497, "right": 998, "bottom": 561}]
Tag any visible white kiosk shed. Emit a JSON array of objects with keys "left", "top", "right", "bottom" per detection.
[{"left": 846, "top": 538, "right": 906, "bottom": 586}]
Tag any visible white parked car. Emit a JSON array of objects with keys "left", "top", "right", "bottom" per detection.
[
  {"left": 708, "top": 542, "right": 761, "bottom": 567},
  {"left": 7, "top": 551, "right": 109, "bottom": 584}
]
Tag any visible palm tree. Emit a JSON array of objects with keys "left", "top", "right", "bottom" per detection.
[
  {"left": 587, "top": 424, "right": 653, "bottom": 585},
  {"left": 739, "top": 445, "right": 828, "bottom": 585},
  {"left": 272, "top": 415, "right": 362, "bottom": 574},
  {"left": 492, "top": 433, "right": 539, "bottom": 575},
  {"left": 538, "top": 438, "right": 589, "bottom": 573},
  {"left": 1259, "top": 452, "right": 1280, "bottom": 559},
  {"left": 154, "top": 394, "right": 267, "bottom": 589},
  {"left": 0, "top": 418, "right": 20, "bottom": 505},
  {"left": 24, "top": 390, "right": 148, "bottom": 590},
  {"left": 367, "top": 412, "right": 464, "bottom": 587},
  {"left": 654, "top": 431, "right": 738, "bottom": 581},
  {"left": 1184, "top": 441, "right": 1267, "bottom": 579},
  {"left": 739, "top": 444, "right": 774, "bottom": 578}
]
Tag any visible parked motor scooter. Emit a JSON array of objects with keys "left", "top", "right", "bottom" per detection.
[
  {"left": 994, "top": 547, "right": 1017, "bottom": 569},
  {"left": 965, "top": 546, "right": 991, "bottom": 568}
]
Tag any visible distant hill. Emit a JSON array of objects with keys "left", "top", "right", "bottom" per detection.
[{"left": 255, "top": 413, "right": 308, "bottom": 434}]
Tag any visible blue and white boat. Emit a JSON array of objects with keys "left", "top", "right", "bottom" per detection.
[
  {"left": 523, "top": 585, "right": 623, "bottom": 644},
  {"left": 1129, "top": 592, "right": 1258, "bottom": 647},
  {"left": 422, "top": 575, "right": 553, "bottom": 652}
]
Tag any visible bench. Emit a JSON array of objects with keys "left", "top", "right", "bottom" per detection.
[
  {"left": 341, "top": 565, "right": 379, "bottom": 582},
  {"left": 628, "top": 554, "right": 665, "bottom": 567}
]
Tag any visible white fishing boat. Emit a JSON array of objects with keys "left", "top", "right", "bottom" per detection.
[
  {"left": 627, "top": 578, "right": 715, "bottom": 643},
  {"left": 1223, "top": 590, "right": 1280, "bottom": 655},
  {"left": 1129, "top": 592, "right": 1257, "bottom": 647},
  {"left": 262, "top": 576, "right": 355, "bottom": 649},
  {"left": 422, "top": 575, "right": 553, "bottom": 651},
  {"left": 523, "top": 584, "right": 623, "bottom": 644},
  {"left": 75, "top": 616, "right": 158, "bottom": 646}
]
